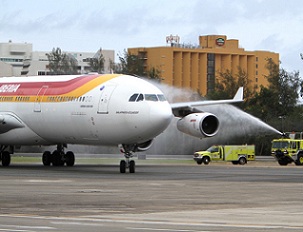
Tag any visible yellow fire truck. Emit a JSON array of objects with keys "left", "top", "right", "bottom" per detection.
[
  {"left": 193, "top": 145, "right": 255, "bottom": 165},
  {"left": 271, "top": 132, "right": 303, "bottom": 166}
]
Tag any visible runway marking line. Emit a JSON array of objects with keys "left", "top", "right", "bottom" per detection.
[
  {"left": 0, "top": 214, "right": 303, "bottom": 230},
  {"left": 0, "top": 230, "right": 34, "bottom": 232},
  {"left": 0, "top": 223, "right": 55, "bottom": 231}
]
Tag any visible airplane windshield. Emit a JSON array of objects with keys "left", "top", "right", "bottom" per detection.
[
  {"left": 128, "top": 93, "right": 167, "bottom": 102},
  {"left": 137, "top": 94, "right": 144, "bottom": 101},
  {"left": 157, "top": 94, "right": 166, "bottom": 101},
  {"left": 129, "top": 94, "right": 138, "bottom": 102},
  {"left": 145, "top": 94, "right": 158, "bottom": 101}
]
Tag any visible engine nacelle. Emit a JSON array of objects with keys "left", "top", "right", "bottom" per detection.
[
  {"left": 121, "top": 139, "right": 154, "bottom": 153},
  {"left": 177, "top": 113, "right": 219, "bottom": 138},
  {"left": 136, "top": 139, "right": 154, "bottom": 151}
]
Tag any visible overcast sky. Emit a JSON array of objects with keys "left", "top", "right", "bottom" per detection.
[{"left": 1, "top": 0, "right": 303, "bottom": 75}]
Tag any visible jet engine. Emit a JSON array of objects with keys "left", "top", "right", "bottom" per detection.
[{"left": 177, "top": 113, "right": 219, "bottom": 138}]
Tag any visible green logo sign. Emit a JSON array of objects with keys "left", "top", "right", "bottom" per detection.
[{"left": 216, "top": 38, "right": 225, "bottom": 46}]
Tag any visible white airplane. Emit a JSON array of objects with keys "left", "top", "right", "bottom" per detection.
[{"left": 0, "top": 73, "right": 243, "bottom": 173}]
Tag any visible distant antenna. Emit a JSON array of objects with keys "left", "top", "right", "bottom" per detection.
[{"left": 166, "top": 35, "right": 180, "bottom": 46}]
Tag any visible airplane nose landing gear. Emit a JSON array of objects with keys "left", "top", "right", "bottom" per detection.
[
  {"left": 120, "top": 152, "right": 135, "bottom": 173},
  {"left": 120, "top": 145, "right": 136, "bottom": 173}
]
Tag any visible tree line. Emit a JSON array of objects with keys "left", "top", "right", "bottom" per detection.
[
  {"left": 46, "top": 47, "right": 105, "bottom": 75},
  {"left": 47, "top": 48, "right": 161, "bottom": 80}
]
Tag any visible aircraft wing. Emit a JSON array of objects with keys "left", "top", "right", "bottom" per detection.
[{"left": 170, "top": 87, "right": 243, "bottom": 117}]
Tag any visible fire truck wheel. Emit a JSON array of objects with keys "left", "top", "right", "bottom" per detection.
[
  {"left": 238, "top": 157, "right": 247, "bottom": 165},
  {"left": 278, "top": 159, "right": 288, "bottom": 166},
  {"left": 202, "top": 156, "right": 210, "bottom": 165},
  {"left": 296, "top": 153, "right": 303, "bottom": 166}
]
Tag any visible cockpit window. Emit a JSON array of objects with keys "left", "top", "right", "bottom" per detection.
[
  {"left": 129, "top": 93, "right": 167, "bottom": 102},
  {"left": 145, "top": 94, "right": 158, "bottom": 101},
  {"left": 129, "top": 94, "right": 138, "bottom": 102},
  {"left": 157, "top": 94, "right": 166, "bottom": 101},
  {"left": 137, "top": 93, "right": 144, "bottom": 102}
]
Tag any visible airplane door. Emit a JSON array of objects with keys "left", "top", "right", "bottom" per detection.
[
  {"left": 34, "top": 86, "right": 48, "bottom": 112},
  {"left": 97, "top": 85, "right": 117, "bottom": 114}
]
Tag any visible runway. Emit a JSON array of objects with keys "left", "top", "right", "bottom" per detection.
[{"left": 0, "top": 160, "right": 302, "bottom": 232}]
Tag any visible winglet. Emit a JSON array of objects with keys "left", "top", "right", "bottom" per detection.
[{"left": 233, "top": 87, "right": 243, "bottom": 101}]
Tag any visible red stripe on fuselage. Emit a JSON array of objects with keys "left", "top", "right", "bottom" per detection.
[{"left": 0, "top": 74, "right": 99, "bottom": 96}]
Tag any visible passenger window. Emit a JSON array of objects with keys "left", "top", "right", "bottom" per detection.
[
  {"left": 137, "top": 94, "right": 144, "bottom": 102},
  {"left": 157, "top": 94, "right": 166, "bottom": 101},
  {"left": 145, "top": 94, "right": 158, "bottom": 101},
  {"left": 129, "top": 94, "right": 138, "bottom": 102}
]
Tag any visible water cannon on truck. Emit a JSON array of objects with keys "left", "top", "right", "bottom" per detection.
[
  {"left": 271, "top": 132, "right": 303, "bottom": 166},
  {"left": 193, "top": 145, "right": 255, "bottom": 165}
]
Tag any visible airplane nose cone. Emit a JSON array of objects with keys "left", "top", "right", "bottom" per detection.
[{"left": 150, "top": 103, "right": 173, "bottom": 133}]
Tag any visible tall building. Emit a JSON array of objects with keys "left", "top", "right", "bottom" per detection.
[
  {"left": 128, "top": 35, "right": 279, "bottom": 96},
  {"left": 0, "top": 41, "right": 115, "bottom": 77}
]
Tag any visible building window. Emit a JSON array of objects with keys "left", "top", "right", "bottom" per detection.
[
  {"left": 38, "top": 71, "right": 51, "bottom": 75},
  {"left": 207, "top": 53, "right": 215, "bottom": 93},
  {"left": 207, "top": 53, "right": 215, "bottom": 61}
]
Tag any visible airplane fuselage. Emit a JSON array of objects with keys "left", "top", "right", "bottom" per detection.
[
  {"left": 0, "top": 73, "right": 243, "bottom": 171},
  {"left": 0, "top": 74, "right": 173, "bottom": 147}
]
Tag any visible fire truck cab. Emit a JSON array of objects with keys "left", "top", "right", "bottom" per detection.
[{"left": 271, "top": 132, "right": 303, "bottom": 166}]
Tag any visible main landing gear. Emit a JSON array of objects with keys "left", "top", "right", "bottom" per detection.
[
  {"left": 42, "top": 144, "right": 75, "bottom": 167},
  {"left": 0, "top": 145, "right": 11, "bottom": 167}
]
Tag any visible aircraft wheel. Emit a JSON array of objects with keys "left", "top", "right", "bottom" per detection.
[
  {"left": 42, "top": 151, "right": 51, "bottom": 166},
  {"left": 2, "top": 151, "right": 11, "bottom": 167},
  {"left": 120, "top": 160, "right": 126, "bottom": 173},
  {"left": 52, "top": 150, "right": 64, "bottom": 166},
  {"left": 129, "top": 160, "right": 135, "bottom": 173},
  {"left": 238, "top": 157, "right": 247, "bottom": 165},
  {"left": 202, "top": 156, "right": 210, "bottom": 165},
  {"left": 65, "top": 151, "right": 75, "bottom": 166}
]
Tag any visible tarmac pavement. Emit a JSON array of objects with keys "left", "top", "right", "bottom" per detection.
[{"left": 0, "top": 159, "right": 302, "bottom": 232}]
